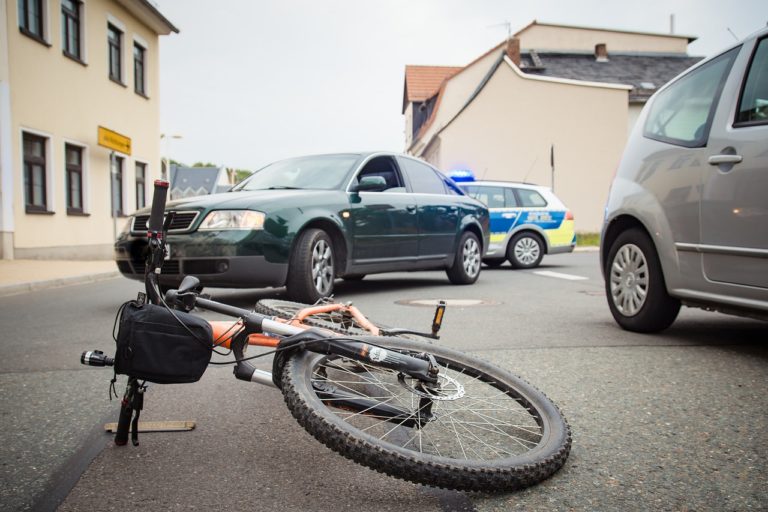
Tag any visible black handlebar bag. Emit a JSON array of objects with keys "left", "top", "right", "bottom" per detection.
[{"left": 115, "top": 301, "right": 213, "bottom": 384}]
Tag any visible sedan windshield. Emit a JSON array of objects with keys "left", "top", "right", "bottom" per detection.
[{"left": 234, "top": 154, "right": 361, "bottom": 191}]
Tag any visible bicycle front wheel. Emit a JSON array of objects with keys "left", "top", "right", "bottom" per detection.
[{"left": 280, "top": 336, "right": 571, "bottom": 492}]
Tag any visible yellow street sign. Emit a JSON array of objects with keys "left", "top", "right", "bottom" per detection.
[{"left": 97, "top": 126, "right": 131, "bottom": 155}]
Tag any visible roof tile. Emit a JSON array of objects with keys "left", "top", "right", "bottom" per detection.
[{"left": 404, "top": 65, "right": 463, "bottom": 102}]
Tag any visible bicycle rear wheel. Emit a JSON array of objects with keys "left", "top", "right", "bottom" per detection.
[
  {"left": 255, "top": 299, "right": 381, "bottom": 336},
  {"left": 280, "top": 336, "right": 571, "bottom": 492}
]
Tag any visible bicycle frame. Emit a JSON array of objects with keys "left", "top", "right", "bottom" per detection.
[{"left": 208, "top": 302, "right": 380, "bottom": 350}]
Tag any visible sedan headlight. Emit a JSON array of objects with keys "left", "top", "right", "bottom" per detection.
[{"left": 198, "top": 210, "right": 265, "bottom": 230}]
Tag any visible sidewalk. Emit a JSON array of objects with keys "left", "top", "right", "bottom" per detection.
[{"left": 0, "top": 259, "right": 120, "bottom": 297}]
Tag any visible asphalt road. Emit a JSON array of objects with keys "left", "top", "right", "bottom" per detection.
[{"left": 1, "top": 252, "right": 766, "bottom": 511}]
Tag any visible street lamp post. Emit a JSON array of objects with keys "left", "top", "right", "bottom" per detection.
[{"left": 160, "top": 133, "right": 183, "bottom": 181}]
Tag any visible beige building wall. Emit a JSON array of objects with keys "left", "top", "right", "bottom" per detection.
[
  {"left": 1, "top": 0, "right": 170, "bottom": 259},
  {"left": 411, "top": 48, "right": 503, "bottom": 155},
  {"left": 433, "top": 58, "right": 630, "bottom": 232},
  {"left": 518, "top": 23, "right": 690, "bottom": 54}
]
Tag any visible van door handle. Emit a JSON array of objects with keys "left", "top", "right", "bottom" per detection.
[
  {"left": 406, "top": 205, "right": 417, "bottom": 213},
  {"left": 708, "top": 154, "right": 742, "bottom": 165}
]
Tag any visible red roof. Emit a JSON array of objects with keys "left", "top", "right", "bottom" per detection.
[{"left": 404, "top": 65, "right": 462, "bottom": 103}]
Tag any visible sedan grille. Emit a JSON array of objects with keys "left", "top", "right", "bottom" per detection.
[{"left": 132, "top": 211, "right": 200, "bottom": 234}]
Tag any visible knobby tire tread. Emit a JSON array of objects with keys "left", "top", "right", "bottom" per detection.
[{"left": 280, "top": 337, "right": 571, "bottom": 492}]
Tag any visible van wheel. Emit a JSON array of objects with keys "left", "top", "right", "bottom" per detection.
[
  {"left": 605, "top": 228, "right": 680, "bottom": 333},
  {"left": 507, "top": 233, "right": 544, "bottom": 269},
  {"left": 286, "top": 229, "right": 335, "bottom": 303}
]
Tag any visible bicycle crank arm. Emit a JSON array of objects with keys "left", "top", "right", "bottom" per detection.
[
  {"left": 307, "top": 338, "right": 438, "bottom": 384},
  {"left": 313, "top": 381, "right": 428, "bottom": 429}
]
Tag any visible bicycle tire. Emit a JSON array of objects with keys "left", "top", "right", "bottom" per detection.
[
  {"left": 255, "top": 299, "right": 387, "bottom": 336},
  {"left": 280, "top": 335, "right": 571, "bottom": 492}
]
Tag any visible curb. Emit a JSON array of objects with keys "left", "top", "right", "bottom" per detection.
[
  {"left": 0, "top": 271, "right": 121, "bottom": 298},
  {"left": 574, "top": 246, "right": 599, "bottom": 252}
]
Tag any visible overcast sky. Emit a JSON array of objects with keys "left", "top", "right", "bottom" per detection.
[{"left": 155, "top": 0, "right": 766, "bottom": 171}]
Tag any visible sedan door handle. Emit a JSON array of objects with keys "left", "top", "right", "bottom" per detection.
[
  {"left": 406, "top": 205, "right": 417, "bottom": 213},
  {"left": 708, "top": 154, "right": 742, "bottom": 165}
]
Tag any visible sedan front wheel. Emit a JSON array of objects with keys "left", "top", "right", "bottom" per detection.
[{"left": 286, "top": 229, "right": 335, "bottom": 303}]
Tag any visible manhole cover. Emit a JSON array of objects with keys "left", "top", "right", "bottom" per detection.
[{"left": 395, "top": 299, "right": 499, "bottom": 307}]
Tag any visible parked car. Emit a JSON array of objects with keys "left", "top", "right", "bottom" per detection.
[
  {"left": 601, "top": 26, "right": 768, "bottom": 333},
  {"left": 115, "top": 152, "right": 490, "bottom": 303},
  {"left": 454, "top": 175, "right": 575, "bottom": 268}
]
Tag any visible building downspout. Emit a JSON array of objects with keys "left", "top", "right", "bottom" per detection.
[{"left": 0, "top": 0, "right": 15, "bottom": 259}]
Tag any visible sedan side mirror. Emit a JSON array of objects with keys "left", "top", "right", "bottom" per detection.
[{"left": 352, "top": 175, "right": 388, "bottom": 193}]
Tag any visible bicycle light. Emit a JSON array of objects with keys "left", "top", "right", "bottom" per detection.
[{"left": 81, "top": 350, "right": 115, "bottom": 367}]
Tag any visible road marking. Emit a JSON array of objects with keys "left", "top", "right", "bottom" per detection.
[{"left": 533, "top": 270, "right": 589, "bottom": 281}]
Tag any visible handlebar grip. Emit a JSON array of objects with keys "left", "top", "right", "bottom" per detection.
[
  {"left": 147, "top": 179, "right": 170, "bottom": 234},
  {"left": 114, "top": 399, "right": 133, "bottom": 446}
]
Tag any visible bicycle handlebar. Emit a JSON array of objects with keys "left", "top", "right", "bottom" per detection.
[
  {"left": 147, "top": 179, "right": 169, "bottom": 236},
  {"left": 164, "top": 289, "right": 303, "bottom": 338}
]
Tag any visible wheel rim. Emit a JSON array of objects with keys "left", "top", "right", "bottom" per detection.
[
  {"left": 462, "top": 237, "right": 481, "bottom": 278},
  {"left": 609, "top": 243, "right": 648, "bottom": 317},
  {"left": 311, "top": 239, "right": 334, "bottom": 295},
  {"left": 514, "top": 236, "right": 540, "bottom": 265},
  {"left": 306, "top": 352, "right": 548, "bottom": 462}
]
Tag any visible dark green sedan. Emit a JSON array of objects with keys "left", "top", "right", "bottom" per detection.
[{"left": 115, "top": 152, "right": 489, "bottom": 302}]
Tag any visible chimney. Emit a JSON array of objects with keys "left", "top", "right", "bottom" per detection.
[
  {"left": 595, "top": 43, "right": 609, "bottom": 62},
  {"left": 506, "top": 37, "right": 521, "bottom": 66}
]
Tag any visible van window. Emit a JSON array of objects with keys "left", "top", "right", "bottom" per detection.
[
  {"left": 644, "top": 47, "right": 739, "bottom": 147},
  {"left": 736, "top": 37, "right": 768, "bottom": 126}
]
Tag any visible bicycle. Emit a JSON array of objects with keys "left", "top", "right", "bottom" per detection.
[{"left": 81, "top": 180, "right": 571, "bottom": 492}]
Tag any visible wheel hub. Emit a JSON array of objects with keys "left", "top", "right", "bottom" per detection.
[
  {"left": 312, "top": 240, "right": 333, "bottom": 294},
  {"left": 463, "top": 238, "right": 481, "bottom": 277},
  {"left": 398, "top": 373, "right": 465, "bottom": 401},
  {"left": 610, "top": 243, "right": 648, "bottom": 316},
  {"left": 515, "top": 238, "right": 539, "bottom": 264}
]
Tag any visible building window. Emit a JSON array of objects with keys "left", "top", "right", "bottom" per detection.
[
  {"left": 108, "top": 23, "right": 123, "bottom": 83},
  {"left": 135, "top": 162, "right": 146, "bottom": 209},
  {"left": 65, "top": 144, "right": 84, "bottom": 214},
  {"left": 23, "top": 132, "right": 48, "bottom": 212},
  {"left": 61, "top": 0, "right": 82, "bottom": 61},
  {"left": 111, "top": 155, "right": 124, "bottom": 216},
  {"left": 18, "top": 0, "right": 46, "bottom": 43},
  {"left": 134, "top": 42, "right": 146, "bottom": 96}
]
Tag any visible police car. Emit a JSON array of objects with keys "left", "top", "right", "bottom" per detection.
[{"left": 452, "top": 172, "right": 576, "bottom": 268}]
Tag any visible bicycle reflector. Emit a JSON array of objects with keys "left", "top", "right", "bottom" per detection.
[{"left": 431, "top": 300, "right": 446, "bottom": 336}]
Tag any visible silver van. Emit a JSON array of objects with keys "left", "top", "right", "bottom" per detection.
[{"left": 601, "top": 26, "right": 768, "bottom": 332}]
